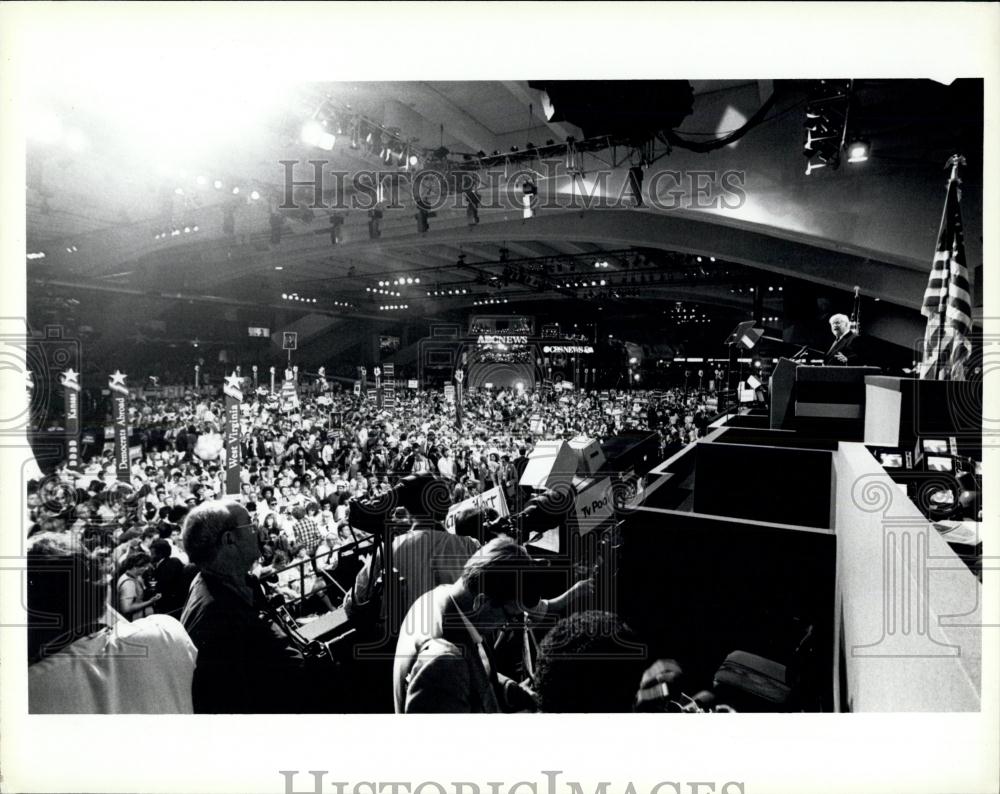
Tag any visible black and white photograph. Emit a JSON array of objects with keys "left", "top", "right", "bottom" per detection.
[{"left": 1, "top": 3, "right": 997, "bottom": 794}]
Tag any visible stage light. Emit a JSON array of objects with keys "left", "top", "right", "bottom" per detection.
[
  {"left": 250, "top": 190, "right": 260, "bottom": 201},
  {"left": 213, "top": 180, "right": 223, "bottom": 190},
  {"left": 847, "top": 138, "right": 871, "bottom": 163},
  {"left": 232, "top": 187, "right": 240, "bottom": 195},
  {"left": 193, "top": 225, "right": 199, "bottom": 232},
  {"left": 174, "top": 187, "right": 184, "bottom": 195},
  {"left": 301, "top": 121, "right": 323, "bottom": 146},
  {"left": 282, "top": 293, "right": 287, "bottom": 299},
  {"left": 408, "top": 154, "right": 419, "bottom": 167},
  {"left": 183, "top": 226, "right": 191, "bottom": 233},
  {"left": 274, "top": 266, "right": 283, "bottom": 271}
]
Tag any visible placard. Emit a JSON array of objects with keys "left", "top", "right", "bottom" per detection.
[
  {"left": 572, "top": 476, "right": 615, "bottom": 536},
  {"left": 444, "top": 486, "right": 509, "bottom": 533}
]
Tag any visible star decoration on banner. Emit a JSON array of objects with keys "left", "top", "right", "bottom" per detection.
[
  {"left": 224, "top": 373, "right": 243, "bottom": 392},
  {"left": 61, "top": 369, "right": 79, "bottom": 387},
  {"left": 109, "top": 370, "right": 127, "bottom": 389}
]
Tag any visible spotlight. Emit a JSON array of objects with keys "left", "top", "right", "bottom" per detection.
[
  {"left": 846, "top": 138, "right": 871, "bottom": 163},
  {"left": 250, "top": 190, "right": 260, "bottom": 201},
  {"left": 232, "top": 187, "right": 240, "bottom": 195},
  {"left": 214, "top": 180, "right": 223, "bottom": 190}
]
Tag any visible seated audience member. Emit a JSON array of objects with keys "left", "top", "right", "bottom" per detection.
[
  {"left": 27, "top": 531, "right": 197, "bottom": 713},
  {"left": 180, "top": 500, "right": 307, "bottom": 713},
  {"left": 393, "top": 537, "right": 543, "bottom": 713},
  {"left": 531, "top": 611, "right": 650, "bottom": 713},
  {"left": 117, "top": 551, "right": 161, "bottom": 620}
]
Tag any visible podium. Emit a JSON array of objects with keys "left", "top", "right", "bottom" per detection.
[{"left": 770, "top": 359, "right": 880, "bottom": 440}]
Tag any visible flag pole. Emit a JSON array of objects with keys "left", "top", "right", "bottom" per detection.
[{"left": 934, "top": 154, "right": 965, "bottom": 379}]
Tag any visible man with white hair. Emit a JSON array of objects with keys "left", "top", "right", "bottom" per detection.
[{"left": 824, "top": 313, "right": 862, "bottom": 366}]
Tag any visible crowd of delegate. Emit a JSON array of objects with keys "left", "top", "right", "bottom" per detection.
[{"left": 25, "top": 381, "right": 716, "bottom": 714}]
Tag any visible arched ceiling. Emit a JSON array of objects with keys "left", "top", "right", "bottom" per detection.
[{"left": 26, "top": 78, "right": 984, "bottom": 355}]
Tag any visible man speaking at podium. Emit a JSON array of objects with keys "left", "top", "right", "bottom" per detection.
[{"left": 823, "top": 313, "right": 862, "bottom": 366}]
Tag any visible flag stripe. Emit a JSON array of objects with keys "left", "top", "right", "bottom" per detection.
[{"left": 919, "top": 175, "right": 973, "bottom": 381}]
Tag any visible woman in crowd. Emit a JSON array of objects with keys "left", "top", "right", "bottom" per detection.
[{"left": 116, "top": 551, "right": 161, "bottom": 621}]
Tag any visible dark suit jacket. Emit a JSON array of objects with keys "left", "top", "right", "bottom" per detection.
[
  {"left": 152, "top": 557, "right": 195, "bottom": 619},
  {"left": 823, "top": 331, "right": 862, "bottom": 366},
  {"left": 181, "top": 572, "right": 304, "bottom": 713}
]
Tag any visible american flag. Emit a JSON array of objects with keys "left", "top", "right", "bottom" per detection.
[{"left": 919, "top": 170, "right": 973, "bottom": 380}]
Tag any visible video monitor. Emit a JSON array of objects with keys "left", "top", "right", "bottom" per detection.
[
  {"left": 879, "top": 452, "right": 904, "bottom": 468},
  {"left": 922, "top": 438, "right": 949, "bottom": 455},
  {"left": 925, "top": 455, "right": 953, "bottom": 472}
]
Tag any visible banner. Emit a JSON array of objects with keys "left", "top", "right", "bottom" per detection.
[
  {"left": 454, "top": 368, "right": 464, "bottom": 429},
  {"left": 108, "top": 370, "right": 130, "bottom": 481},
  {"left": 61, "top": 368, "right": 81, "bottom": 469},
  {"left": 445, "top": 486, "right": 509, "bottom": 533},
  {"left": 223, "top": 372, "right": 243, "bottom": 497}
]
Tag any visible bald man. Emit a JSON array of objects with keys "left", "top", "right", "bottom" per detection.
[{"left": 180, "top": 500, "right": 305, "bottom": 713}]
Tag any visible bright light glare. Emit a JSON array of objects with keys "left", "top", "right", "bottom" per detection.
[
  {"left": 29, "top": 111, "right": 62, "bottom": 145},
  {"left": 27, "top": 56, "right": 289, "bottom": 163},
  {"left": 65, "top": 128, "right": 88, "bottom": 152},
  {"left": 847, "top": 143, "right": 870, "bottom": 163},
  {"left": 301, "top": 121, "right": 323, "bottom": 146}
]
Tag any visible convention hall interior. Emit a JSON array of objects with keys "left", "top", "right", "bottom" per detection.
[{"left": 22, "top": 77, "right": 984, "bottom": 715}]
